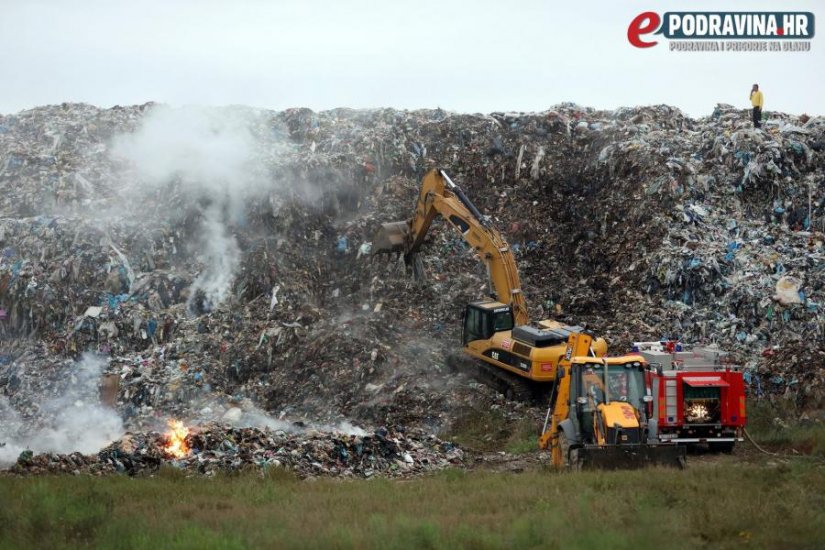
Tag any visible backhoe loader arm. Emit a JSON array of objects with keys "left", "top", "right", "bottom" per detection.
[{"left": 374, "top": 169, "right": 529, "bottom": 326}]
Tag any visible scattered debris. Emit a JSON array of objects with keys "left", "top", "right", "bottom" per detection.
[
  {"left": 9, "top": 424, "right": 463, "bottom": 478},
  {"left": 1, "top": 102, "right": 823, "bottom": 473}
]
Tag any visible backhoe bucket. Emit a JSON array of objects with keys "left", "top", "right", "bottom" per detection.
[
  {"left": 373, "top": 221, "right": 410, "bottom": 254},
  {"left": 574, "top": 444, "right": 686, "bottom": 470}
]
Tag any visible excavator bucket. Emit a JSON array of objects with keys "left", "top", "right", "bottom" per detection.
[
  {"left": 573, "top": 444, "right": 686, "bottom": 470},
  {"left": 373, "top": 221, "right": 410, "bottom": 254}
]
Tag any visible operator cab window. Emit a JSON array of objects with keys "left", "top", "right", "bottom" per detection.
[
  {"left": 493, "top": 310, "right": 513, "bottom": 332},
  {"left": 463, "top": 307, "right": 482, "bottom": 343},
  {"left": 606, "top": 364, "right": 646, "bottom": 406},
  {"left": 464, "top": 306, "right": 512, "bottom": 345},
  {"left": 607, "top": 370, "right": 630, "bottom": 402},
  {"left": 582, "top": 364, "right": 605, "bottom": 410}
]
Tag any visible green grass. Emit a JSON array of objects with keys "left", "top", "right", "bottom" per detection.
[
  {"left": 3, "top": 399, "right": 823, "bottom": 548},
  {"left": 746, "top": 400, "right": 825, "bottom": 457},
  {"left": 445, "top": 405, "right": 540, "bottom": 454},
  {"left": 2, "top": 461, "right": 824, "bottom": 549}
]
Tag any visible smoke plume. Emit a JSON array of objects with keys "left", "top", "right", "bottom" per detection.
[
  {"left": 111, "top": 105, "right": 274, "bottom": 312},
  {"left": 0, "top": 354, "right": 124, "bottom": 465}
]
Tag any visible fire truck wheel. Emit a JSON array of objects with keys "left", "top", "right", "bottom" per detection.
[{"left": 709, "top": 441, "right": 735, "bottom": 454}]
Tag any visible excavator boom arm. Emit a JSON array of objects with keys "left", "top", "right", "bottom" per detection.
[{"left": 374, "top": 169, "right": 529, "bottom": 326}]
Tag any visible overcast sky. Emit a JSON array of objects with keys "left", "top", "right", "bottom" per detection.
[{"left": 1, "top": 0, "right": 823, "bottom": 117}]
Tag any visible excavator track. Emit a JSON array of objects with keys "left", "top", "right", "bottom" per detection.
[{"left": 447, "top": 353, "right": 540, "bottom": 403}]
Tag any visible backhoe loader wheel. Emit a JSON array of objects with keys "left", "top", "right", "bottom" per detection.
[{"left": 558, "top": 432, "right": 581, "bottom": 472}]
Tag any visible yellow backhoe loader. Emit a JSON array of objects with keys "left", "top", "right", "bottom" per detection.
[
  {"left": 538, "top": 333, "right": 686, "bottom": 469},
  {"left": 374, "top": 169, "right": 607, "bottom": 400}
]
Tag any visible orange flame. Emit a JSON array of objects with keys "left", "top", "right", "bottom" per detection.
[
  {"left": 686, "top": 404, "right": 710, "bottom": 422},
  {"left": 164, "top": 420, "right": 190, "bottom": 458}
]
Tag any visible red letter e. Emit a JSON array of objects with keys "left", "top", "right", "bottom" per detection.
[{"left": 628, "top": 12, "right": 661, "bottom": 48}]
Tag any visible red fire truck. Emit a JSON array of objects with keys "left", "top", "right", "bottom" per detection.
[{"left": 634, "top": 341, "right": 746, "bottom": 452}]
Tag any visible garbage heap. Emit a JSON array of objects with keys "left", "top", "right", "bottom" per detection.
[
  {"left": 9, "top": 424, "right": 463, "bottom": 478},
  {"left": 1, "top": 102, "right": 824, "bottom": 468}
]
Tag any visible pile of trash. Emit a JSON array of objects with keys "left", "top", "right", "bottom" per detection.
[
  {"left": 2, "top": 101, "right": 825, "bottom": 471},
  {"left": 751, "top": 345, "right": 825, "bottom": 407},
  {"left": 8, "top": 424, "right": 463, "bottom": 478}
]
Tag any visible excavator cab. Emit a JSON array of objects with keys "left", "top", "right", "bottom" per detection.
[{"left": 462, "top": 302, "right": 514, "bottom": 345}]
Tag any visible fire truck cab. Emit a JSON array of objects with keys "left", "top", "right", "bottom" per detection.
[{"left": 634, "top": 341, "right": 746, "bottom": 452}]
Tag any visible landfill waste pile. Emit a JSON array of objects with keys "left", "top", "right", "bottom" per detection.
[
  {"left": 1, "top": 102, "right": 824, "bottom": 473},
  {"left": 9, "top": 423, "right": 462, "bottom": 478}
]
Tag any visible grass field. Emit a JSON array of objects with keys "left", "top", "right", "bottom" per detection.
[
  {"left": 2, "top": 457, "right": 824, "bottom": 549},
  {"left": 3, "top": 400, "right": 824, "bottom": 549},
  {"left": 746, "top": 400, "right": 825, "bottom": 457}
]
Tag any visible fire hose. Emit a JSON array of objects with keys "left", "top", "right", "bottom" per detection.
[
  {"left": 744, "top": 428, "right": 824, "bottom": 463},
  {"left": 743, "top": 427, "right": 784, "bottom": 457}
]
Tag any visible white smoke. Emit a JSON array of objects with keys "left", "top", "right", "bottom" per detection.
[
  {"left": 0, "top": 397, "right": 25, "bottom": 464},
  {"left": 191, "top": 397, "right": 369, "bottom": 436},
  {"left": 323, "top": 420, "right": 368, "bottom": 437},
  {"left": 187, "top": 204, "right": 242, "bottom": 311},
  {"left": 111, "top": 105, "right": 272, "bottom": 312},
  {"left": 0, "top": 353, "right": 124, "bottom": 466},
  {"left": 112, "top": 105, "right": 264, "bottom": 204}
]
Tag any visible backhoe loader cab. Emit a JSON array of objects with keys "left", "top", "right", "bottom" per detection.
[
  {"left": 540, "top": 340, "right": 686, "bottom": 470},
  {"left": 568, "top": 360, "right": 650, "bottom": 446}
]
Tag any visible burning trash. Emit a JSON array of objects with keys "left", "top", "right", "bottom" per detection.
[
  {"left": 6, "top": 425, "right": 463, "bottom": 478},
  {"left": 163, "top": 420, "right": 191, "bottom": 459}
]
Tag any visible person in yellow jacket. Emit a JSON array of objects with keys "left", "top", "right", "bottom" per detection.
[{"left": 750, "top": 84, "right": 764, "bottom": 128}]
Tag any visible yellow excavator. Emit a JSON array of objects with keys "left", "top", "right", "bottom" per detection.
[
  {"left": 538, "top": 333, "right": 686, "bottom": 469},
  {"left": 374, "top": 168, "right": 607, "bottom": 400},
  {"left": 375, "top": 169, "right": 685, "bottom": 468}
]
